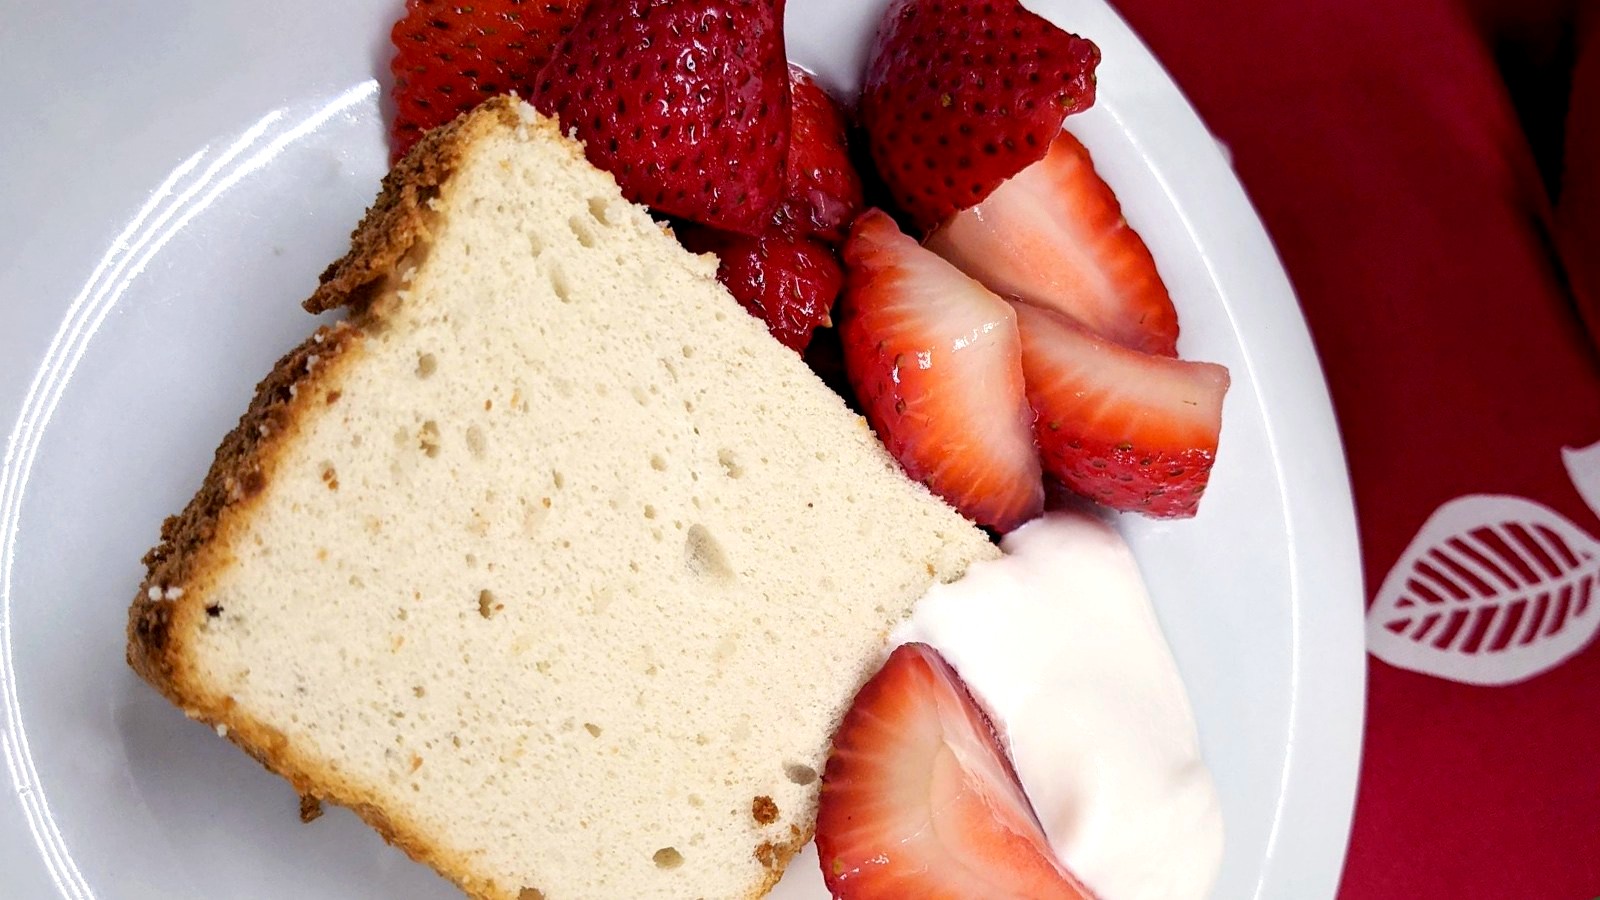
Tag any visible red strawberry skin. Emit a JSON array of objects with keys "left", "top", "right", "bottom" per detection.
[
  {"left": 677, "top": 226, "right": 843, "bottom": 352},
  {"left": 532, "top": 0, "right": 791, "bottom": 235},
  {"left": 389, "top": 0, "right": 588, "bottom": 161},
  {"left": 860, "top": 0, "right": 1101, "bottom": 233},
  {"left": 1013, "top": 301, "right": 1229, "bottom": 518},
  {"left": 839, "top": 210, "right": 1043, "bottom": 532},
  {"left": 773, "top": 67, "right": 866, "bottom": 244},
  {"left": 817, "top": 643, "right": 1092, "bottom": 900},
  {"left": 927, "top": 131, "right": 1180, "bottom": 356}
]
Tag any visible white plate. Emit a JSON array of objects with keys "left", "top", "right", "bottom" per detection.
[{"left": 0, "top": 1, "right": 1364, "bottom": 897}]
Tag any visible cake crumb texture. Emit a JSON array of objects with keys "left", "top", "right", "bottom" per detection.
[{"left": 127, "top": 97, "right": 997, "bottom": 900}]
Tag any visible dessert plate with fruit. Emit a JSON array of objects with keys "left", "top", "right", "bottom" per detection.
[{"left": 0, "top": 0, "right": 1364, "bottom": 898}]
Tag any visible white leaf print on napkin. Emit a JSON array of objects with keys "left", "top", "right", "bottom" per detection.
[
  {"left": 1367, "top": 494, "right": 1600, "bottom": 686},
  {"left": 1562, "top": 439, "right": 1600, "bottom": 521}
]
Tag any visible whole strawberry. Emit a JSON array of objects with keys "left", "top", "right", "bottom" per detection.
[
  {"left": 533, "top": 0, "right": 792, "bottom": 235},
  {"left": 389, "top": 0, "right": 588, "bottom": 161},
  {"left": 678, "top": 226, "right": 843, "bottom": 352},
  {"left": 773, "top": 67, "right": 865, "bottom": 244},
  {"left": 859, "top": 0, "right": 1100, "bottom": 233}
]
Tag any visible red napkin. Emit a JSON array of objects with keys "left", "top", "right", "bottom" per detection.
[
  {"left": 1105, "top": 0, "right": 1600, "bottom": 895},
  {"left": 1559, "top": 5, "right": 1600, "bottom": 346}
]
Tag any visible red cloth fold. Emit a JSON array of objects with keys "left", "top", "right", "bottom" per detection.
[
  {"left": 1559, "top": 7, "right": 1600, "bottom": 344},
  {"left": 1105, "top": 0, "right": 1600, "bottom": 895}
]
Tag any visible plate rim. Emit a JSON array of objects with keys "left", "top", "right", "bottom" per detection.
[{"left": 1059, "top": 4, "right": 1368, "bottom": 896}]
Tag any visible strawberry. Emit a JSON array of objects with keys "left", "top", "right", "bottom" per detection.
[
  {"left": 816, "top": 643, "right": 1092, "bottom": 900},
  {"left": 665, "top": 66, "right": 859, "bottom": 349},
  {"left": 927, "top": 131, "right": 1181, "bottom": 356},
  {"left": 532, "top": 0, "right": 791, "bottom": 235},
  {"left": 389, "top": 0, "right": 588, "bottom": 161},
  {"left": 773, "top": 67, "right": 865, "bottom": 244},
  {"left": 677, "top": 225, "right": 843, "bottom": 352},
  {"left": 838, "top": 209, "right": 1043, "bottom": 532},
  {"left": 859, "top": 0, "right": 1100, "bottom": 233},
  {"left": 1012, "top": 301, "right": 1229, "bottom": 518}
]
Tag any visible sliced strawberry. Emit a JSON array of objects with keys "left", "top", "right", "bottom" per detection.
[
  {"left": 838, "top": 209, "right": 1043, "bottom": 531},
  {"left": 773, "top": 66, "right": 866, "bottom": 244},
  {"left": 817, "top": 643, "right": 1092, "bottom": 900},
  {"left": 532, "top": 0, "right": 791, "bottom": 235},
  {"left": 1013, "top": 301, "right": 1229, "bottom": 518},
  {"left": 677, "top": 225, "right": 842, "bottom": 352},
  {"left": 859, "top": 0, "right": 1100, "bottom": 233},
  {"left": 389, "top": 0, "right": 588, "bottom": 161},
  {"left": 927, "top": 131, "right": 1180, "bottom": 357}
]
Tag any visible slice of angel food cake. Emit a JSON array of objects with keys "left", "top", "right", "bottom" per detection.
[{"left": 127, "top": 98, "right": 998, "bottom": 900}]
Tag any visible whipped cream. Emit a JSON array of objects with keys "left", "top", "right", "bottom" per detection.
[{"left": 892, "top": 513, "right": 1224, "bottom": 900}]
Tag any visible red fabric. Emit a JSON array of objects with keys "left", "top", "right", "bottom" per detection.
[
  {"left": 1103, "top": 0, "right": 1600, "bottom": 895},
  {"left": 1559, "top": 8, "right": 1600, "bottom": 344}
]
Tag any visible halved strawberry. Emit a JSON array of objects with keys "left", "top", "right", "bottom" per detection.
[
  {"left": 859, "top": 0, "right": 1100, "bottom": 233},
  {"left": 532, "top": 0, "right": 791, "bottom": 235},
  {"left": 1013, "top": 301, "right": 1229, "bottom": 518},
  {"left": 838, "top": 209, "right": 1043, "bottom": 532},
  {"left": 773, "top": 66, "right": 865, "bottom": 244},
  {"left": 677, "top": 225, "right": 843, "bottom": 352},
  {"left": 389, "top": 0, "right": 589, "bottom": 161},
  {"left": 816, "top": 643, "right": 1092, "bottom": 900},
  {"left": 927, "top": 131, "right": 1180, "bottom": 356}
]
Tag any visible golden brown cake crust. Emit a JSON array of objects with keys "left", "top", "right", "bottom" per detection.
[
  {"left": 127, "top": 98, "right": 524, "bottom": 700},
  {"left": 304, "top": 97, "right": 523, "bottom": 316},
  {"left": 125, "top": 98, "right": 535, "bottom": 900}
]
